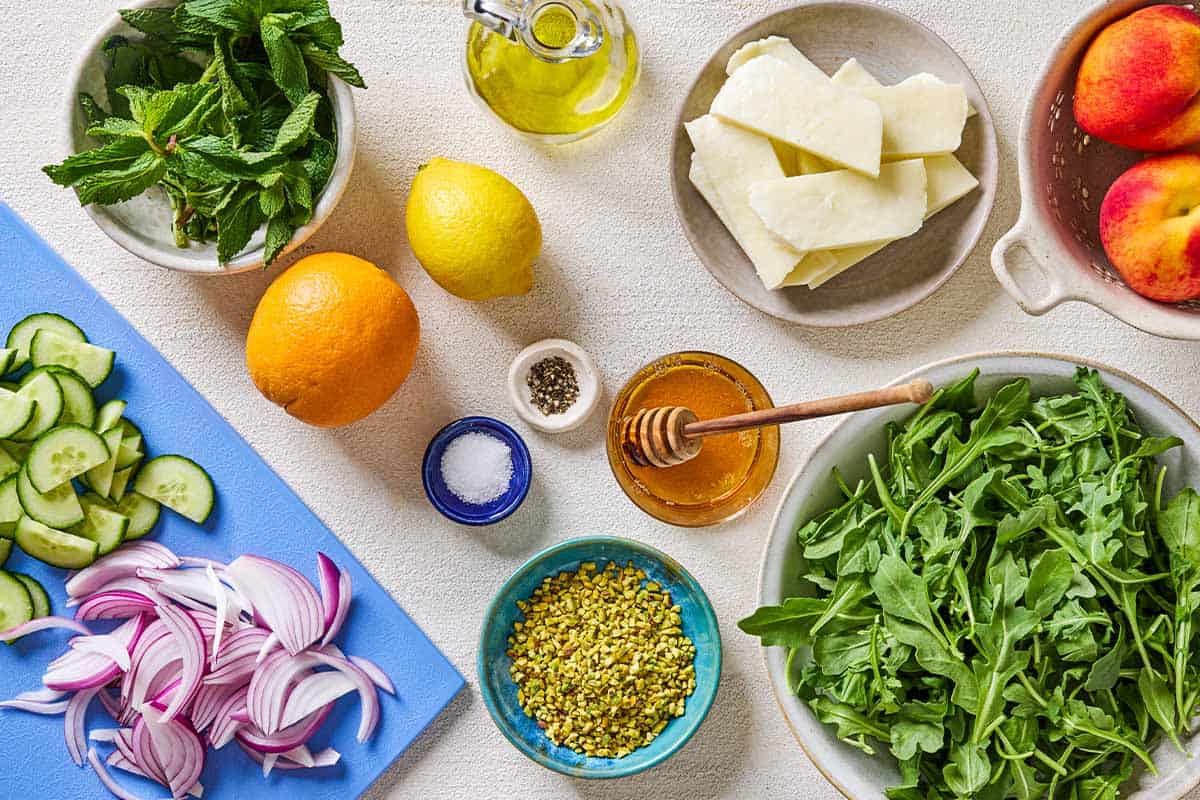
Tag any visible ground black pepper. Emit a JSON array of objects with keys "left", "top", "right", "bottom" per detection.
[{"left": 527, "top": 356, "right": 580, "bottom": 416}]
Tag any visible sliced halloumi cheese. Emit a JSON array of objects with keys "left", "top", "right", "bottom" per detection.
[
  {"left": 783, "top": 154, "right": 979, "bottom": 288},
  {"left": 710, "top": 55, "right": 884, "bottom": 177},
  {"left": 750, "top": 159, "right": 928, "bottom": 252},
  {"left": 725, "top": 36, "right": 827, "bottom": 83},
  {"left": 832, "top": 59, "right": 978, "bottom": 119},
  {"left": 684, "top": 115, "right": 810, "bottom": 289},
  {"left": 689, "top": 153, "right": 837, "bottom": 286},
  {"left": 845, "top": 73, "right": 970, "bottom": 158}
]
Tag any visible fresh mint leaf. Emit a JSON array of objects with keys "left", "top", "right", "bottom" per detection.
[
  {"left": 182, "top": 0, "right": 258, "bottom": 34},
  {"left": 300, "top": 131, "right": 335, "bottom": 191},
  {"left": 299, "top": 17, "right": 343, "bottom": 49},
  {"left": 75, "top": 151, "right": 166, "bottom": 205},
  {"left": 43, "top": 137, "right": 150, "bottom": 185},
  {"left": 272, "top": 90, "right": 319, "bottom": 153},
  {"left": 263, "top": 213, "right": 294, "bottom": 265},
  {"left": 119, "top": 7, "right": 211, "bottom": 49},
  {"left": 178, "top": 135, "right": 286, "bottom": 181},
  {"left": 211, "top": 34, "right": 253, "bottom": 118},
  {"left": 258, "top": 181, "right": 285, "bottom": 219},
  {"left": 78, "top": 93, "right": 111, "bottom": 129},
  {"left": 215, "top": 186, "right": 263, "bottom": 262},
  {"left": 299, "top": 41, "right": 365, "bottom": 88},
  {"left": 261, "top": 17, "right": 309, "bottom": 104},
  {"left": 87, "top": 117, "right": 145, "bottom": 140}
]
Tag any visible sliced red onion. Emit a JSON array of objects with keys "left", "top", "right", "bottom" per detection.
[
  {"left": 67, "top": 576, "right": 158, "bottom": 609},
  {"left": 191, "top": 681, "right": 243, "bottom": 734},
  {"left": 88, "top": 747, "right": 151, "bottom": 800},
  {"left": 206, "top": 566, "right": 227, "bottom": 669},
  {"left": 72, "top": 633, "right": 133, "bottom": 671},
  {"left": 45, "top": 648, "right": 122, "bottom": 692},
  {"left": 316, "top": 554, "right": 352, "bottom": 647},
  {"left": 279, "top": 670, "right": 356, "bottom": 730},
  {"left": 154, "top": 604, "right": 205, "bottom": 722},
  {"left": 262, "top": 753, "right": 278, "bottom": 777},
  {"left": 247, "top": 650, "right": 321, "bottom": 735},
  {"left": 1, "top": 615, "right": 90, "bottom": 640},
  {"left": 236, "top": 741, "right": 341, "bottom": 770},
  {"left": 90, "top": 728, "right": 123, "bottom": 742},
  {"left": 203, "top": 627, "right": 268, "bottom": 685},
  {"left": 311, "top": 651, "right": 380, "bottom": 743},
  {"left": 65, "top": 687, "right": 100, "bottom": 766},
  {"left": 255, "top": 631, "right": 279, "bottom": 665},
  {"left": 322, "top": 566, "right": 351, "bottom": 647},
  {"left": 142, "top": 705, "right": 205, "bottom": 799},
  {"left": 235, "top": 704, "right": 332, "bottom": 753},
  {"left": 15, "top": 686, "right": 65, "bottom": 703},
  {"left": 349, "top": 656, "right": 395, "bottom": 695},
  {"left": 226, "top": 556, "right": 323, "bottom": 655},
  {"left": 67, "top": 542, "right": 180, "bottom": 598},
  {"left": 0, "top": 696, "right": 70, "bottom": 714},
  {"left": 207, "top": 687, "right": 247, "bottom": 749},
  {"left": 76, "top": 590, "right": 158, "bottom": 621}
]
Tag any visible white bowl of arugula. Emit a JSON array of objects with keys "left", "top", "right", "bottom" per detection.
[
  {"left": 48, "top": 0, "right": 361, "bottom": 274},
  {"left": 745, "top": 352, "right": 1200, "bottom": 799}
]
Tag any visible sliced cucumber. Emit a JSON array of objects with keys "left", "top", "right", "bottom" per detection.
[
  {"left": 0, "top": 476, "right": 19, "bottom": 539},
  {"left": 11, "top": 573, "right": 49, "bottom": 618},
  {"left": 117, "top": 418, "right": 143, "bottom": 445},
  {"left": 17, "top": 467, "right": 84, "bottom": 529},
  {"left": 85, "top": 427, "right": 124, "bottom": 499},
  {"left": 6, "top": 313, "right": 86, "bottom": 371},
  {"left": 9, "top": 371, "right": 63, "bottom": 442},
  {"left": 15, "top": 516, "right": 97, "bottom": 569},
  {"left": 0, "top": 441, "right": 31, "bottom": 463},
  {"left": 0, "top": 539, "right": 9, "bottom": 566},
  {"left": 0, "top": 388, "right": 36, "bottom": 441},
  {"left": 0, "top": 570, "right": 33, "bottom": 634},
  {"left": 115, "top": 492, "right": 160, "bottom": 539},
  {"left": 94, "top": 399, "right": 127, "bottom": 433},
  {"left": 134, "top": 455, "right": 213, "bottom": 524},
  {"left": 26, "top": 425, "right": 110, "bottom": 493},
  {"left": 45, "top": 368, "right": 96, "bottom": 428},
  {"left": 70, "top": 500, "right": 128, "bottom": 556},
  {"left": 0, "top": 349, "right": 16, "bottom": 377},
  {"left": 110, "top": 463, "right": 138, "bottom": 503},
  {"left": 30, "top": 330, "right": 113, "bottom": 388},
  {"left": 116, "top": 441, "right": 143, "bottom": 470},
  {"left": 0, "top": 446, "right": 19, "bottom": 483}
]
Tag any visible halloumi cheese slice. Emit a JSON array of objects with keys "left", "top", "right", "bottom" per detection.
[
  {"left": 726, "top": 36, "right": 827, "bottom": 83},
  {"left": 689, "top": 153, "right": 837, "bottom": 287},
  {"left": 842, "top": 73, "right": 969, "bottom": 158},
  {"left": 710, "top": 56, "right": 883, "bottom": 177},
  {"left": 750, "top": 159, "right": 928, "bottom": 252},
  {"left": 831, "top": 58, "right": 883, "bottom": 91},
  {"left": 783, "top": 154, "right": 979, "bottom": 288},
  {"left": 685, "top": 115, "right": 812, "bottom": 289}
]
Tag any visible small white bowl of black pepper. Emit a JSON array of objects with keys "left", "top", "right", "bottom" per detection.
[{"left": 508, "top": 339, "right": 601, "bottom": 434}]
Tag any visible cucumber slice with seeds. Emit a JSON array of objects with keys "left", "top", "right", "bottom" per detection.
[
  {"left": 0, "top": 441, "right": 30, "bottom": 463},
  {"left": 0, "top": 476, "right": 19, "bottom": 539},
  {"left": 116, "top": 441, "right": 143, "bottom": 470},
  {"left": 134, "top": 455, "right": 213, "bottom": 524},
  {"left": 10, "top": 371, "right": 63, "bottom": 442},
  {"left": 42, "top": 367, "right": 96, "bottom": 428},
  {"left": 94, "top": 400, "right": 127, "bottom": 433},
  {"left": 15, "top": 516, "right": 97, "bottom": 569},
  {"left": 115, "top": 492, "right": 160, "bottom": 539},
  {"left": 70, "top": 500, "right": 128, "bottom": 556},
  {"left": 11, "top": 573, "right": 49, "bottom": 618},
  {"left": 85, "top": 428, "right": 124, "bottom": 499},
  {"left": 0, "top": 446, "right": 19, "bottom": 483},
  {"left": 30, "top": 330, "right": 113, "bottom": 388},
  {"left": 6, "top": 313, "right": 85, "bottom": 371},
  {"left": 27, "top": 425, "right": 110, "bottom": 493},
  {"left": 17, "top": 467, "right": 84, "bottom": 529},
  {"left": 0, "top": 570, "right": 33, "bottom": 634},
  {"left": 110, "top": 463, "right": 138, "bottom": 503},
  {"left": 0, "top": 388, "right": 36, "bottom": 441}
]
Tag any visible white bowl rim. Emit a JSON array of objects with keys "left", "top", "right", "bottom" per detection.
[
  {"left": 991, "top": 0, "right": 1200, "bottom": 340},
  {"left": 62, "top": 0, "right": 358, "bottom": 275},
  {"left": 755, "top": 349, "right": 1200, "bottom": 799}
]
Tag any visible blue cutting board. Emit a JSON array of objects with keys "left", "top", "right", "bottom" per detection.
[{"left": 0, "top": 203, "right": 465, "bottom": 799}]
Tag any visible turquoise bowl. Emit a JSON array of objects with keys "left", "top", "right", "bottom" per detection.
[{"left": 478, "top": 536, "right": 722, "bottom": 779}]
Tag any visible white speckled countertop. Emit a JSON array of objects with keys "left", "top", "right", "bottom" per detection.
[{"left": 3, "top": 1, "right": 1198, "bottom": 798}]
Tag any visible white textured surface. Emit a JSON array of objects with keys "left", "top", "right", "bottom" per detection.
[{"left": 2, "top": 1, "right": 1199, "bottom": 798}]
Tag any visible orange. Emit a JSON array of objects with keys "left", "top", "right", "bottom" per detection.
[{"left": 246, "top": 253, "right": 420, "bottom": 428}]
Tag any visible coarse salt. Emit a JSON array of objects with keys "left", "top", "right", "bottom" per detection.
[{"left": 440, "top": 431, "right": 514, "bottom": 505}]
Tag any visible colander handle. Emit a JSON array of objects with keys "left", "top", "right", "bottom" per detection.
[{"left": 991, "top": 219, "right": 1070, "bottom": 315}]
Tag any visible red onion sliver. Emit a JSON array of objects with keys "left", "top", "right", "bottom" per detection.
[
  {"left": 191, "top": 681, "right": 243, "bottom": 734},
  {"left": 1, "top": 615, "right": 90, "bottom": 640},
  {"left": 88, "top": 747, "right": 152, "bottom": 800},
  {"left": 226, "top": 556, "right": 323, "bottom": 655},
  {"left": 0, "top": 697, "right": 70, "bottom": 714},
  {"left": 279, "top": 670, "right": 356, "bottom": 730},
  {"left": 76, "top": 589, "right": 158, "bottom": 621},
  {"left": 203, "top": 627, "right": 268, "bottom": 685},
  {"left": 206, "top": 566, "right": 227, "bottom": 669},
  {"left": 155, "top": 603, "right": 206, "bottom": 723},
  {"left": 90, "top": 728, "right": 123, "bottom": 742},
  {"left": 44, "top": 648, "right": 122, "bottom": 692},
  {"left": 67, "top": 542, "right": 179, "bottom": 598},
  {"left": 65, "top": 687, "right": 99, "bottom": 766},
  {"left": 255, "top": 631, "right": 279, "bottom": 665},
  {"left": 349, "top": 655, "right": 395, "bottom": 695},
  {"left": 142, "top": 706, "right": 206, "bottom": 799},
  {"left": 311, "top": 651, "right": 380, "bottom": 743},
  {"left": 208, "top": 687, "right": 247, "bottom": 749},
  {"left": 247, "top": 650, "right": 320, "bottom": 735},
  {"left": 15, "top": 686, "right": 65, "bottom": 703},
  {"left": 320, "top": 566, "right": 352, "bottom": 647},
  {"left": 72, "top": 633, "right": 133, "bottom": 671},
  {"left": 235, "top": 704, "right": 332, "bottom": 753},
  {"left": 236, "top": 741, "right": 341, "bottom": 770},
  {"left": 262, "top": 753, "right": 278, "bottom": 777}
]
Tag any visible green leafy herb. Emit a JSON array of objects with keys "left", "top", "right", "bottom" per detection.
[
  {"left": 43, "top": 0, "right": 364, "bottom": 266},
  {"left": 740, "top": 368, "right": 1200, "bottom": 798}
]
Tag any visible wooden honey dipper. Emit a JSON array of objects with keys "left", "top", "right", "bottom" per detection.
[{"left": 620, "top": 379, "right": 935, "bottom": 468}]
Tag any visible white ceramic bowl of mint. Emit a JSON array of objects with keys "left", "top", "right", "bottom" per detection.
[
  {"left": 507, "top": 339, "right": 601, "bottom": 434},
  {"left": 62, "top": 0, "right": 357, "bottom": 274},
  {"left": 991, "top": 0, "right": 1200, "bottom": 339},
  {"left": 756, "top": 351, "right": 1200, "bottom": 800},
  {"left": 671, "top": 1, "right": 998, "bottom": 327}
]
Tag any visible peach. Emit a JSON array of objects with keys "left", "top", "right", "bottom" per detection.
[
  {"left": 1075, "top": 5, "right": 1200, "bottom": 151},
  {"left": 1100, "top": 153, "right": 1200, "bottom": 302}
]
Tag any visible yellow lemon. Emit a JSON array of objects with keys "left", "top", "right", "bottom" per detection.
[
  {"left": 405, "top": 157, "right": 541, "bottom": 300},
  {"left": 246, "top": 252, "right": 420, "bottom": 428}
]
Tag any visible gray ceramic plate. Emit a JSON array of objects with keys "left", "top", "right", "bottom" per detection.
[{"left": 671, "top": 1, "right": 999, "bottom": 327}]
